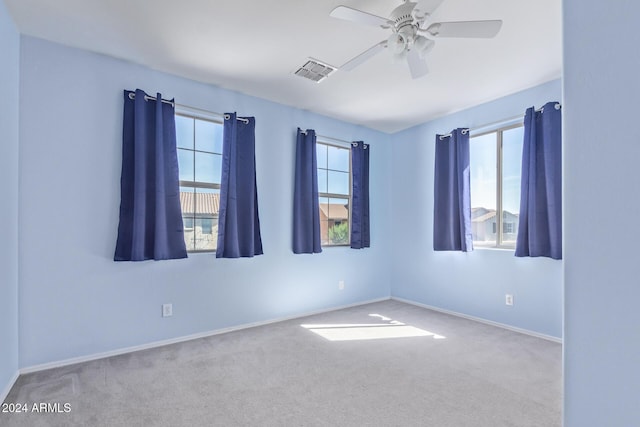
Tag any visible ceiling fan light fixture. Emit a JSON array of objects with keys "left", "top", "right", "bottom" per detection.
[
  {"left": 414, "top": 36, "right": 435, "bottom": 58},
  {"left": 392, "top": 50, "right": 408, "bottom": 65},
  {"left": 387, "top": 33, "right": 407, "bottom": 55}
]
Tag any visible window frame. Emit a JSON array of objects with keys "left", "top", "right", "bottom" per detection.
[
  {"left": 470, "top": 122, "right": 524, "bottom": 250},
  {"left": 175, "top": 107, "right": 224, "bottom": 254},
  {"left": 316, "top": 138, "right": 352, "bottom": 247}
]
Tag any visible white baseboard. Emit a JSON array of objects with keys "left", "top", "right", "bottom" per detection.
[
  {"left": 1, "top": 370, "right": 19, "bottom": 403},
  {"left": 20, "top": 297, "right": 390, "bottom": 375},
  {"left": 391, "top": 297, "right": 563, "bottom": 343}
]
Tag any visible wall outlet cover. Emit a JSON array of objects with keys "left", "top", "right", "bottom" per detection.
[{"left": 162, "top": 303, "right": 173, "bottom": 317}]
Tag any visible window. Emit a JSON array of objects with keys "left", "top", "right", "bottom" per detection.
[
  {"left": 175, "top": 111, "right": 223, "bottom": 252},
  {"left": 503, "top": 222, "right": 515, "bottom": 234},
  {"left": 470, "top": 124, "right": 524, "bottom": 248},
  {"left": 316, "top": 141, "right": 351, "bottom": 246}
]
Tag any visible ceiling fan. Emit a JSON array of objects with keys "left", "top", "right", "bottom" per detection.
[{"left": 330, "top": 0, "right": 503, "bottom": 79}]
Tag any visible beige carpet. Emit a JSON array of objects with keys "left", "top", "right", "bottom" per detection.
[{"left": 1, "top": 300, "right": 561, "bottom": 426}]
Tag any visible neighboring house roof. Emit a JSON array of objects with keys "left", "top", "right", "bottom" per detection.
[
  {"left": 319, "top": 203, "right": 349, "bottom": 221},
  {"left": 472, "top": 211, "right": 496, "bottom": 223},
  {"left": 179, "top": 193, "right": 349, "bottom": 220},
  {"left": 180, "top": 191, "right": 220, "bottom": 216},
  {"left": 471, "top": 207, "right": 520, "bottom": 223}
]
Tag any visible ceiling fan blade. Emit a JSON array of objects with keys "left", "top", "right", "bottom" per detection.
[
  {"left": 414, "top": 0, "right": 445, "bottom": 17},
  {"left": 407, "top": 50, "right": 429, "bottom": 79},
  {"left": 340, "top": 41, "right": 387, "bottom": 71},
  {"left": 330, "top": 6, "right": 393, "bottom": 28},
  {"left": 425, "top": 20, "right": 503, "bottom": 38}
]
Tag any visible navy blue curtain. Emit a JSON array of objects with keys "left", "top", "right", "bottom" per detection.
[
  {"left": 433, "top": 128, "right": 473, "bottom": 251},
  {"left": 114, "top": 89, "right": 187, "bottom": 261},
  {"left": 293, "top": 129, "right": 322, "bottom": 254},
  {"left": 216, "top": 113, "right": 263, "bottom": 258},
  {"left": 515, "top": 102, "right": 562, "bottom": 259},
  {"left": 351, "top": 141, "right": 370, "bottom": 249}
]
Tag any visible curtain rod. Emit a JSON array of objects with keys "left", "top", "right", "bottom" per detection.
[
  {"left": 468, "top": 102, "right": 562, "bottom": 133},
  {"left": 439, "top": 103, "right": 562, "bottom": 140},
  {"left": 127, "top": 92, "right": 249, "bottom": 124},
  {"left": 437, "top": 128, "right": 469, "bottom": 140},
  {"left": 299, "top": 130, "right": 349, "bottom": 144},
  {"left": 299, "top": 130, "right": 368, "bottom": 148}
]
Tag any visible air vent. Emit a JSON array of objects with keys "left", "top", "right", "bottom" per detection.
[{"left": 294, "top": 59, "right": 336, "bottom": 83}]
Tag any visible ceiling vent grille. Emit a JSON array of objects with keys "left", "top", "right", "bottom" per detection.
[{"left": 294, "top": 59, "right": 336, "bottom": 83}]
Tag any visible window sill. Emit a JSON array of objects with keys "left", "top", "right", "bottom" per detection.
[{"left": 473, "top": 246, "right": 515, "bottom": 252}]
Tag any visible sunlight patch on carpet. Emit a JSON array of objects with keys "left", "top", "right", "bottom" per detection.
[{"left": 301, "top": 314, "right": 446, "bottom": 341}]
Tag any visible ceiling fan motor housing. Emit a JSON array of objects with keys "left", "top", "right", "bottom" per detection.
[
  {"left": 390, "top": 1, "right": 418, "bottom": 25},
  {"left": 390, "top": 1, "right": 419, "bottom": 45}
]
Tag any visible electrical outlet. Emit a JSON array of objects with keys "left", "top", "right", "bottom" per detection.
[
  {"left": 505, "top": 294, "right": 514, "bottom": 306},
  {"left": 338, "top": 280, "right": 345, "bottom": 291},
  {"left": 162, "top": 303, "right": 173, "bottom": 317}
]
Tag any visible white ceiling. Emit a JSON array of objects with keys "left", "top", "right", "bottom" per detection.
[{"left": 5, "top": 0, "right": 562, "bottom": 133}]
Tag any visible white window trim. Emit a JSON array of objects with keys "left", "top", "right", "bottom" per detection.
[
  {"left": 470, "top": 122, "right": 524, "bottom": 250},
  {"left": 316, "top": 138, "right": 352, "bottom": 248},
  {"left": 175, "top": 107, "right": 224, "bottom": 254}
]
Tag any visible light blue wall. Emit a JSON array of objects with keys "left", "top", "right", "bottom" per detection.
[
  {"left": 17, "top": 36, "right": 392, "bottom": 368},
  {"left": 563, "top": 1, "right": 640, "bottom": 425},
  {"left": 0, "top": 0, "right": 20, "bottom": 397},
  {"left": 390, "top": 80, "right": 563, "bottom": 339}
]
